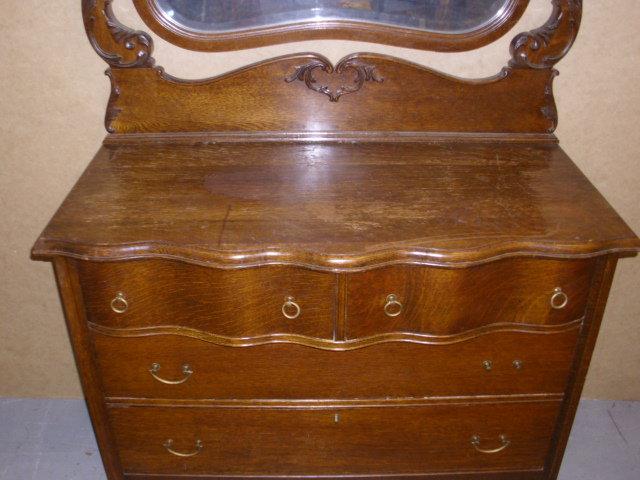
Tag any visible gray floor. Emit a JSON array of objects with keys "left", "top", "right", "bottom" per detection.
[{"left": 0, "top": 398, "right": 638, "bottom": 479}]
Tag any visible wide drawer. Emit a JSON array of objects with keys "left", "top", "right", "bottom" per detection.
[
  {"left": 108, "top": 401, "right": 561, "bottom": 476},
  {"left": 346, "top": 258, "right": 594, "bottom": 338},
  {"left": 77, "top": 260, "right": 337, "bottom": 339},
  {"left": 92, "top": 325, "right": 580, "bottom": 399}
]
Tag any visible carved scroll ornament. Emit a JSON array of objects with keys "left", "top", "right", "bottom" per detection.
[
  {"left": 82, "top": 0, "right": 154, "bottom": 68},
  {"left": 510, "top": 0, "right": 582, "bottom": 69},
  {"left": 81, "top": 0, "right": 581, "bottom": 134},
  {"left": 285, "top": 55, "right": 384, "bottom": 102}
]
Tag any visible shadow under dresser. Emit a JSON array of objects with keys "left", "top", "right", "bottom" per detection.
[{"left": 32, "top": 1, "right": 640, "bottom": 479}]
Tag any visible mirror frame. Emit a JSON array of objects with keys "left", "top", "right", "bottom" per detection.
[{"left": 132, "top": 0, "right": 530, "bottom": 52}]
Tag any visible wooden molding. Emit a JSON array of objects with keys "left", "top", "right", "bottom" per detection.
[
  {"left": 32, "top": 236, "right": 640, "bottom": 273},
  {"left": 131, "top": 0, "right": 530, "bottom": 53},
  {"left": 88, "top": 318, "right": 583, "bottom": 352},
  {"left": 106, "top": 395, "right": 565, "bottom": 409},
  {"left": 103, "top": 131, "right": 559, "bottom": 145}
]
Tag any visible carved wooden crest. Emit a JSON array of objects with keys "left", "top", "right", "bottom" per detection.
[
  {"left": 285, "top": 56, "right": 384, "bottom": 102},
  {"left": 81, "top": 1, "right": 582, "bottom": 135}
]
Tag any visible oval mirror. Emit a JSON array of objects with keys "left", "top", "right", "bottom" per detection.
[{"left": 133, "top": 0, "right": 529, "bottom": 52}]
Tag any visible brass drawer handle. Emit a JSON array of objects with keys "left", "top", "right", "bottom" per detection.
[
  {"left": 471, "top": 434, "right": 510, "bottom": 454},
  {"left": 110, "top": 292, "right": 128, "bottom": 314},
  {"left": 149, "top": 363, "right": 193, "bottom": 385},
  {"left": 163, "top": 439, "right": 203, "bottom": 457},
  {"left": 550, "top": 287, "right": 569, "bottom": 309},
  {"left": 282, "top": 296, "right": 301, "bottom": 319},
  {"left": 384, "top": 294, "right": 403, "bottom": 317}
]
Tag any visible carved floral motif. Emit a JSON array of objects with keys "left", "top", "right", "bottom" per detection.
[
  {"left": 510, "top": 0, "right": 582, "bottom": 69},
  {"left": 285, "top": 56, "right": 384, "bottom": 102},
  {"left": 104, "top": 70, "right": 122, "bottom": 133},
  {"left": 541, "top": 70, "right": 560, "bottom": 132},
  {"left": 82, "top": 0, "right": 154, "bottom": 68}
]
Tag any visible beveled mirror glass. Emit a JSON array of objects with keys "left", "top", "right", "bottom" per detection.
[
  {"left": 134, "top": 0, "right": 528, "bottom": 51},
  {"left": 156, "top": 0, "right": 512, "bottom": 34}
]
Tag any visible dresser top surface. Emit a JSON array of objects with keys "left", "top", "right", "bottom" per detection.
[{"left": 32, "top": 140, "right": 639, "bottom": 270}]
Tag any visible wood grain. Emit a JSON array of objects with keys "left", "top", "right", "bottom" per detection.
[
  {"left": 346, "top": 259, "right": 594, "bottom": 338},
  {"left": 104, "top": 55, "right": 557, "bottom": 135},
  {"left": 77, "top": 261, "right": 337, "bottom": 339},
  {"left": 31, "top": 2, "right": 640, "bottom": 480},
  {"left": 91, "top": 327, "right": 581, "bottom": 400},
  {"left": 52, "top": 258, "right": 124, "bottom": 480},
  {"left": 80, "top": 1, "right": 582, "bottom": 137},
  {"left": 544, "top": 256, "right": 619, "bottom": 479},
  {"left": 108, "top": 401, "right": 561, "bottom": 476},
  {"left": 32, "top": 142, "right": 640, "bottom": 270}
]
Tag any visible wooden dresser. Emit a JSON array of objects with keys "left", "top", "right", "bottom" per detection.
[{"left": 33, "top": 1, "right": 639, "bottom": 479}]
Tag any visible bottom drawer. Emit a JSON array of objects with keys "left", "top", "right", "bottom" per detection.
[{"left": 109, "top": 400, "right": 560, "bottom": 476}]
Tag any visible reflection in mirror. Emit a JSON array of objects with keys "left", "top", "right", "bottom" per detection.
[{"left": 156, "top": 0, "right": 512, "bottom": 34}]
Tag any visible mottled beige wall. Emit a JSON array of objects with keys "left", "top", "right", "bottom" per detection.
[{"left": 1, "top": 0, "right": 638, "bottom": 399}]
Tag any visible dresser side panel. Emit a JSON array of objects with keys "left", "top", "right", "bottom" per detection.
[
  {"left": 52, "top": 257, "right": 124, "bottom": 480},
  {"left": 544, "top": 255, "right": 619, "bottom": 479}
]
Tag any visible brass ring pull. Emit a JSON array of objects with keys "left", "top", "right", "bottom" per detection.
[
  {"left": 550, "top": 287, "right": 569, "bottom": 309},
  {"left": 149, "top": 363, "right": 193, "bottom": 385},
  {"left": 384, "top": 294, "right": 403, "bottom": 317},
  {"left": 471, "top": 434, "right": 511, "bottom": 454},
  {"left": 282, "top": 296, "right": 301, "bottom": 320},
  {"left": 163, "top": 439, "right": 203, "bottom": 458},
  {"left": 110, "top": 292, "right": 128, "bottom": 314}
]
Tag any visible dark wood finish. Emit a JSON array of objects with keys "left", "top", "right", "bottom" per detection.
[
  {"left": 77, "top": 260, "right": 337, "bottom": 339},
  {"left": 52, "top": 258, "right": 124, "bottom": 480},
  {"left": 92, "top": 327, "right": 580, "bottom": 400},
  {"left": 32, "top": 1, "right": 640, "bottom": 479},
  {"left": 103, "top": 54, "right": 557, "bottom": 134},
  {"left": 346, "top": 259, "right": 594, "bottom": 338},
  {"left": 544, "top": 256, "right": 619, "bottom": 478},
  {"left": 510, "top": 0, "right": 582, "bottom": 69},
  {"left": 108, "top": 401, "right": 561, "bottom": 476},
  {"left": 132, "top": 0, "right": 530, "bottom": 53},
  {"left": 32, "top": 142, "right": 640, "bottom": 269},
  {"left": 81, "top": 0, "right": 582, "bottom": 136},
  {"left": 123, "top": 473, "right": 545, "bottom": 480},
  {"left": 77, "top": 256, "right": 592, "bottom": 346}
]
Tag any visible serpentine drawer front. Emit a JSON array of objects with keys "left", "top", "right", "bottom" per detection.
[
  {"left": 82, "top": 257, "right": 592, "bottom": 342},
  {"left": 345, "top": 258, "right": 594, "bottom": 338},
  {"left": 78, "top": 260, "right": 337, "bottom": 340},
  {"left": 32, "top": 2, "right": 640, "bottom": 479},
  {"left": 93, "top": 326, "right": 580, "bottom": 399},
  {"left": 108, "top": 401, "right": 561, "bottom": 477}
]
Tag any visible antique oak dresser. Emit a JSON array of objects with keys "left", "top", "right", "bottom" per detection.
[{"left": 33, "top": 1, "right": 640, "bottom": 479}]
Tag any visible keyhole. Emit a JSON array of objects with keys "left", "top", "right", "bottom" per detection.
[{"left": 334, "top": 413, "right": 340, "bottom": 423}]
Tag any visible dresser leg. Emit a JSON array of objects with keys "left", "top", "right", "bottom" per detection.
[
  {"left": 544, "top": 255, "right": 619, "bottom": 479},
  {"left": 53, "top": 257, "right": 124, "bottom": 480}
]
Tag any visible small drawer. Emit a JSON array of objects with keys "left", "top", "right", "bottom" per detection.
[
  {"left": 346, "top": 258, "right": 595, "bottom": 338},
  {"left": 92, "top": 326, "right": 579, "bottom": 399},
  {"left": 108, "top": 401, "right": 560, "bottom": 476},
  {"left": 77, "top": 260, "right": 337, "bottom": 339}
]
